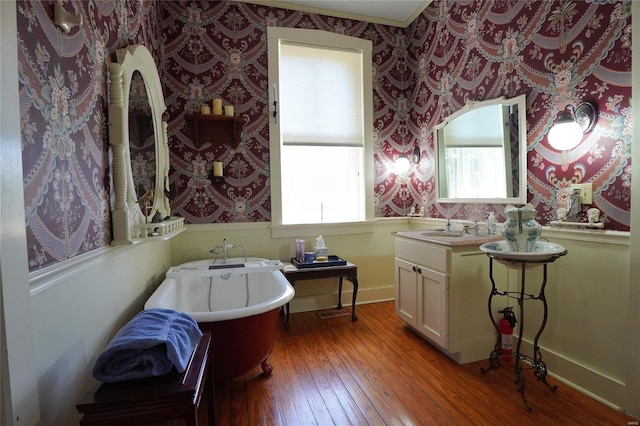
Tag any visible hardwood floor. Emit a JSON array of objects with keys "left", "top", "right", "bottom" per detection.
[{"left": 214, "top": 301, "right": 637, "bottom": 425}]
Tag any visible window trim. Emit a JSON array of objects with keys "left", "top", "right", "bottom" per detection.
[{"left": 267, "top": 27, "right": 374, "bottom": 237}]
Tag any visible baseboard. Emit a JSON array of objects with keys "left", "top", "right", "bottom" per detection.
[
  {"left": 288, "top": 285, "right": 394, "bottom": 313},
  {"left": 519, "top": 339, "right": 626, "bottom": 411}
]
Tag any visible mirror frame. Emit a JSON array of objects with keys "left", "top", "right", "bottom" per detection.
[
  {"left": 108, "top": 44, "right": 183, "bottom": 244},
  {"left": 434, "top": 94, "right": 527, "bottom": 204}
]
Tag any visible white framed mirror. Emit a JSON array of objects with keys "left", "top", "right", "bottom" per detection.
[
  {"left": 434, "top": 94, "right": 527, "bottom": 204},
  {"left": 108, "top": 44, "right": 183, "bottom": 244}
]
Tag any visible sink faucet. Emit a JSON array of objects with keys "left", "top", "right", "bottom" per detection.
[{"left": 445, "top": 218, "right": 452, "bottom": 232}]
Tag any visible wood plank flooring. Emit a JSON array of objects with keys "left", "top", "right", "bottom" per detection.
[{"left": 214, "top": 301, "right": 637, "bottom": 425}]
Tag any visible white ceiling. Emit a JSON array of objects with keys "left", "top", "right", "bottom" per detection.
[{"left": 241, "top": 0, "right": 432, "bottom": 27}]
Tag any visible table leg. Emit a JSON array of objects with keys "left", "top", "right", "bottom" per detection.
[
  {"left": 350, "top": 275, "right": 358, "bottom": 322},
  {"left": 284, "top": 280, "right": 294, "bottom": 329},
  {"left": 337, "top": 276, "right": 343, "bottom": 309},
  {"left": 284, "top": 303, "right": 290, "bottom": 329}
]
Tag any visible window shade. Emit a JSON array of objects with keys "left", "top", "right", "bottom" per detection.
[{"left": 279, "top": 41, "right": 364, "bottom": 147}]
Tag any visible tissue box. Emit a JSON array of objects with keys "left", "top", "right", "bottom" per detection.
[{"left": 315, "top": 247, "right": 328, "bottom": 258}]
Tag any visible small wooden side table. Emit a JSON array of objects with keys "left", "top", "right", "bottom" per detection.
[
  {"left": 282, "top": 261, "right": 359, "bottom": 328},
  {"left": 76, "top": 332, "right": 214, "bottom": 425}
]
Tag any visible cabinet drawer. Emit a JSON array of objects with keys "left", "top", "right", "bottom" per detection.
[{"left": 395, "top": 238, "right": 449, "bottom": 273}]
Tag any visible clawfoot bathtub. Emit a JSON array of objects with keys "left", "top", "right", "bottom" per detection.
[{"left": 145, "top": 258, "right": 294, "bottom": 379}]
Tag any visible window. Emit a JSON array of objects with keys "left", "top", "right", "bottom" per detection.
[{"left": 268, "top": 27, "right": 374, "bottom": 232}]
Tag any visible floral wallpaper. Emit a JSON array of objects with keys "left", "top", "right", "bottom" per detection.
[
  {"left": 163, "top": 0, "right": 631, "bottom": 231},
  {"left": 17, "top": 0, "right": 163, "bottom": 271},
  {"left": 13, "top": 0, "right": 633, "bottom": 272},
  {"left": 408, "top": 0, "right": 632, "bottom": 229},
  {"left": 161, "top": 1, "right": 411, "bottom": 222}
]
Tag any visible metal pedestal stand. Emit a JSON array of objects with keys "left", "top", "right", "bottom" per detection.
[{"left": 481, "top": 250, "right": 567, "bottom": 411}]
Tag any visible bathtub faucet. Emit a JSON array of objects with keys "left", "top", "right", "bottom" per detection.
[{"left": 210, "top": 238, "right": 248, "bottom": 264}]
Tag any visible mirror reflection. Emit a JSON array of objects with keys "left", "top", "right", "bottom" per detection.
[
  {"left": 434, "top": 95, "right": 527, "bottom": 204},
  {"left": 128, "top": 71, "right": 156, "bottom": 204}
]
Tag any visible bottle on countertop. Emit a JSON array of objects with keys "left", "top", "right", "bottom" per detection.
[{"left": 487, "top": 212, "right": 498, "bottom": 236}]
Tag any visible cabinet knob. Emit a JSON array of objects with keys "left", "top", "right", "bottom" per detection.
[
  {"left": 412, "top": 266, "right": 417, "bottom": 272},
  {"left": 417, "top": 267, "right": 422, "bottom": 274}
]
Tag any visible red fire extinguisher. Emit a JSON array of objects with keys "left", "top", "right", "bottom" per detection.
[{"left": 498, "top": 307, "right": 517, "bottom": 363}]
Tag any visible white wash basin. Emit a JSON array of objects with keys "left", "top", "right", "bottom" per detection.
[{"left": 479, "top": 240, "right": 567, "bottom": 266}]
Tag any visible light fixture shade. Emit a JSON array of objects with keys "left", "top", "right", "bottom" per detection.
[
  {"left": 548, "top": 111, "right": 584, "bottom": 151},
  {"left": 394, "top": 155, "right": 411, "bottom": 174},
  {"left": 411, "top": 146, "right": 421, "bottom": 164}
]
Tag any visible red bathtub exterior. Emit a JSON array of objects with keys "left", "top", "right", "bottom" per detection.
[{"left": 197, "top": 308, "right": 280, "bottom": 380}]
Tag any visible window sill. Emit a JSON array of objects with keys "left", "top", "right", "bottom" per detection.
[{"left": 270, "top": 221, "right": 376, "bottom": 239}]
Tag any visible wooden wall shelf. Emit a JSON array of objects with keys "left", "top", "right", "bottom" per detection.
[{"left": 186, "top": 114, "right": 245, "bottom": 148}]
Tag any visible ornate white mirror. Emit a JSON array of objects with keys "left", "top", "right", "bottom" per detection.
[
  {"left": 434, "top": 94, "right": 527, "bottom": 204},
  {"left": 108, "top": 44, "right": 183, "bottom": 244}
]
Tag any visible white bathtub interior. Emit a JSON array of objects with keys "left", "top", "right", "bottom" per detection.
[{"left": 145, "top": 258, "right": 294, "bottom": 322}]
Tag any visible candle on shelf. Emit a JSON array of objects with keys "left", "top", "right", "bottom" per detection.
[
  {"left": 212, "top": 98, "right": 223, "bottom": 115},
  {"left": 200, "top": 105, "right": 211, "bottom": 115},
  {"left": 224, "top": 105, "right": 234, "bottom": 116},
  {"left": 213, "top": 161, "right": 223, "bottom": 177}
]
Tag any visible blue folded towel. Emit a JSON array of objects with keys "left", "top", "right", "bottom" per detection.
[{"left": 92, "top": 308, "right": 203, "bottom": 383}]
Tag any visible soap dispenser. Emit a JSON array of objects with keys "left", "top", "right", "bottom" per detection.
[{"left": 487, "top": 212, "right": 497, "bottom": 236}]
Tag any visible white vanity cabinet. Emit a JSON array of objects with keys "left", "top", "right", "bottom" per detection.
[
  {"left": 395, "top": 242, "right": 448, "bottom": 348},
  {"left": 394, "top": 232, "right": 500, "bottom": 364}
]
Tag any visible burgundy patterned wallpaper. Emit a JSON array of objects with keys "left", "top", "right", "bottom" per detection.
[
  {"left": 17, "top": 0, "right": 163, "bottom": 271},
  {"left": 163, "top": 0, "right": 632, "bottom": 230},
  {"left": 14, "top": 0, "right": 633, "bottom": 272},
  {"left": 408, "top": 0, "right": 632, "bottom": 229},
  {"left": 161, "top": 1, "right": 411, "bottom": 222}
]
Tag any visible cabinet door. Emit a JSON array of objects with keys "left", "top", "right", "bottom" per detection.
[
  {"left": 417, "top": 267, "right": 448, "bottom": 348},
  {"left": 395, "top": 258, "right": 417, "bottom": 327}
]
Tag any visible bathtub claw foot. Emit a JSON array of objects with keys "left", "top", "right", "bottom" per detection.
[{"left": 260, "top": 359, "right": 273, "bottom": 377}]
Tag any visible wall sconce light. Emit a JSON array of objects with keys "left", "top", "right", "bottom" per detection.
[
  {"left": 394, "top": 145, "right": 421, "bottom": 174},
  {"left": 394, "top": 153, "right": 411, "bottom": 174},
  {"left": 54, "top": 3, "right": 83, "bottom": 33},
  {"left": 548, "top": 102, "right": 597, "bottom": 151}
]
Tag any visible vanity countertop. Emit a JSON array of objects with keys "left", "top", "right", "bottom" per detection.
[{"left": 393, "top": 229, "right": 503, "bottom": 247}]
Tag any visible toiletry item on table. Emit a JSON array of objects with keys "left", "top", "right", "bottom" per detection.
[
  {"left": 295, "top": 239, "right": 305, "bottom": 263},
  {"left": 314, "top": 235, "right": 328, "bottom": 261}
]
